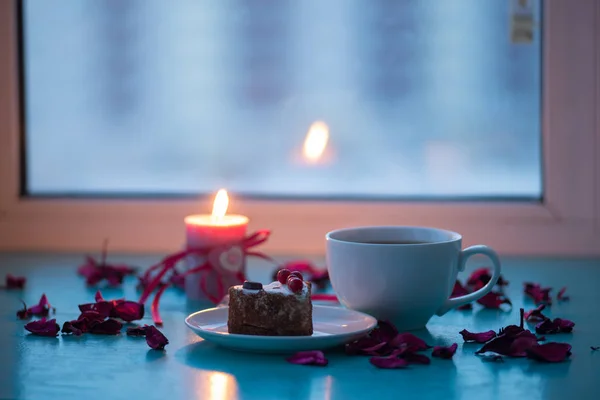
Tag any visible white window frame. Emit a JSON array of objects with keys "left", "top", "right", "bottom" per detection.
[{"left": 0, "top": 0, "right": 598, "bottom": 256}]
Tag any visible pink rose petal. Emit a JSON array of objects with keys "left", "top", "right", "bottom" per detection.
[
  {"left": 88, "top": 318, "right": 123, "bottom": 335},
  {"left": 28, "top": 294, "right": 52, "bottom": 316},
  {"left": 535, "top": 318, "right": 575, "bottom": 334},
  {"left": 5, "top": 274, "right": 26, "bottom": 289},
  {"left": 460, "top": 329, "right": 497, "bottom": 343},
  {"left": 112, "top": 300, "right": 145, "bottom": 322},
  {"left": 145, "top": 325, "right": 169, "bottom": 350},
  {"left": 25, "top": 318, "right": 60, "bottom": 337},
  {"left": 477, "top": 291, "right": 512, "bottom": 309},
  {"left": 346, "top": 337, "right": 387, "bottom": 355},
  {"left": 126, "top": 325, "right": 149, "bottom": 337},
  {"left": 451, "top": 281, "right": 473, "bottom": 310},
  {"left": 526, "top": 342, "right": 572, "bottom": 362},
  {"left": 403, "top": 353, "right": 431, "bottom": 365},
  {"left": 432, "top": 343, "right": 458, "bottom": 359},
  {"left": 79, "top": 301, "right": 113, "bottom": 318},
  {"left": 286, "top": 350, "right": 328, "bottom": 366},
  {"left": 369, "top": 355, "right": 409, "bottom": 369},
  {"left": 524, "top": 304, "right": 547, "bottom": 322},
  {"left": 370, "top": 320, "right": 399, "bottom": 344},
  {"left": 507, "top": 331, "right": 539, "bottom": 357},
  {"left": 390, "top": 333, "right": 430, "bottom": 351},
  {"left": 524, "top": 282, "right": 552, "bottom": 305}
]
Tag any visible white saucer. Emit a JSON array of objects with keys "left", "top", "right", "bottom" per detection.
[{"left": 185, "top": 305, "right": 377, "bottom": 353}]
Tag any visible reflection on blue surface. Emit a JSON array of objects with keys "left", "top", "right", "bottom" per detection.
[{"left": 23, "top": 0, "right": 542, "bottom": 198}]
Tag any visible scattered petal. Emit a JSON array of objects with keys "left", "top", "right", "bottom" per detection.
[
  {"left": 432, "top": 343, "right": 458, "bottom": 359},
  {"left": 28, "top": 294, "right": 52, "bottom": 316},
  {"left": 524, "top": 282, "right": 552, "bottom": 305},
  {"left": 524, "top": 304, "right": 548, "bottom": 322},
  {"left": 112, "top": 301, "right": 145, "bottom": 322},
  {"left": 25, "top": 318, "right": 60, "bottom": 337},
  {"left": 477, "top": 291, "right": 512, "bottom": 309},
  {"left": 370, "top": 320, "right": 399, "bottom": 344},
  {"left": 389, "top": 333, "right": 430, "bottom": 351},
  {"left": 77, "top": 242, "right": 137, "bottom": 287},
  {"left": 16, "top": 302, "right": 31, "bottom": 320},
  {"left": 535, "top": 318, "right": 575, "bottom": 334},
  {"left": 61, "top": 320, "right": 87, "bottom": 336},
  {"left": 94, "top": 290, "right": 105, "bottom": 302},
  {"left": 77, "top": 310, "right": 106, "bottom": 322},
  {"left": 451, "top": 281, "right": 473, "bottom": 310},
  {"left": 507, "top": 331, "right": 539, "bottom": 357},
  {"left": 403, "top": 353, "right": 431, "bottom": 365},
  {"left": 145, "top": 325, "right": 169, "bottom": 350},
  {"left": 286, "top": 350, "right": 328, "bottom": 366},
  {"left": 460, "top": 329, "right": 497, "bottom": 343},
  {"left": 89, "top": 318, "right": 123, "bottom": 335},
  {"left": 557, "top": 287, "right": 569, "bottom": 301},
  {"left": 466, "top": 268, "right": 508, "bottom": 291},
  {"left": 346, "top": 337, "right": 388, "bottom": 355},
  {"left": 526, "top": 342, "right": 572, "bottom": 362},
  {"left": 126, "top": 325, "right": 149, "bottom": 337},
  {"left": 79, "top": 301, "right": 113, "bottom": 318},
  {"left": 370, "top": 355, "right": 409, "bottom": 369},
  {"left": 5, "top": 274, "right": 26, "bottom": 289}
]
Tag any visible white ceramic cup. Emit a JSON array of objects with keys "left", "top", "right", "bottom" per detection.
[{"left": 326, "top": 226, "right": 501, "bottom": 330}]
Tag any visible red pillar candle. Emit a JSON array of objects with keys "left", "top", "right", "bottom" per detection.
[{"left": 184, "top": 189, "right": 249, "bottom": 300}]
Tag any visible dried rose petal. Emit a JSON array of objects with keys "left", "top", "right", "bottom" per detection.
[
  {"left": 5, "top": 274, "right": 26, "bottom": 289},
  {"left": 112, "top": 301, "right": 145, "bottom": 322},
  {"left": 286, "top": 350, "right": 328, "bottom": 366},
  {"left": 145, "top": 325, "right": 169, "bottom": 350},
  {"left": 432, "top": 343, "right": 458, "bottom": 359},
  {"left": 25, "top": 318, "right": 60, "bottom": 337},
  {"left": 370, "top": 355, "right": 409, "bottom": 369},
  {"left": 390, "top": 333, "right": 429, "bottom": 351},
  {"left": 526, "top": 342, "right": 572, "bottom": 362},
  {"left": 557, "top": 287, "right": 569, "bottom": 301},
  {"left": 477, "top": 291, "right": 512, "bottom": 309},
  {"left": 370, "top": 320, "right": 399, "bottom": 343},
  {"left": 507, "top": 331, "right": 539, "bottom": 357},
  {"left": 346, "top": 337, "right": 388, "bottom": 355},
  {"left": 79, "top": 301, "right": 113, "bottom": 318},
  {"left": 460, "top": 329, "right": 497, "bottom": 343},
  {"left": 451, "top": 281, "right": 473, "bottom": 310},
  {"left": 77, "top": 242, "right": 137, "bottom": 287},
  {"left": 61, "top": 320, "right": 87, "bottom": 336},
  {"left": 126, "top": 325, "right": 149, "bottom": 337},
  {"left": 524, "top": 282, "right": 552, "bottom": 305},
  {"left": 94, "top": 290, "right": 105, "bottom": 302},
  {"left": 535, "top": 318, "right": 575, "bottom": 334},
  {"left": 16, "top": 301, "right": 31, "bottom": 320},
  {"left": 524, "top": 304, "right": 547, "bottom": 322},
  {"left": 77, "top": 310, "right": 106, "bottom": 322},
  {"left": 466, "top": 268, "right": 508, "bottom": 291},
  {"left": 403, "top": 353, "right": 431, "bottom": 364},
  {"left": 89, "top": 318, "right": 123, "bottom": 335},
  {"left": 28, "top": 294, "right": 52, "bottom": 316}
]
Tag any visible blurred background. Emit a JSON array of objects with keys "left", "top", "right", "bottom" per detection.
[{"left": 22, "top": 0, "right": 542, "bottom": 200}]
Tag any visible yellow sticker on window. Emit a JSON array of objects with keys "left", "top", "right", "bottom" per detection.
[{"left": 510, "top": 0, "right": 534, "bottom": 44}]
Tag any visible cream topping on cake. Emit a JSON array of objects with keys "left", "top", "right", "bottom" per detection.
[{"left": 235, "top": 280, "right": 309, "bottom": 297}]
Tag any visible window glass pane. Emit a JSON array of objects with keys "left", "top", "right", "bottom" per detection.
[{"left": 22, "top": 0, "right": 542, "bottom": 199}]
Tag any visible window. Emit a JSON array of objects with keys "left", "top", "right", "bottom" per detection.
[
  {"left": 22, "top": 0, "right": 542, "bottom": 199},
  {"left": 0, "top": 0, "right": 598, "bottom": 256}
]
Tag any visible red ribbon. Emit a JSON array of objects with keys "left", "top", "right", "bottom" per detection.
[{"left": 139, "top": 230, "right": 274, "bottom": 325}]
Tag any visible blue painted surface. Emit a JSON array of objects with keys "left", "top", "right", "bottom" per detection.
[{"left": 0, "top": 253, "right": 599, "bottom": 400}]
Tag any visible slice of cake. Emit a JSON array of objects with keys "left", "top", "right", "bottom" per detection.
[{"left": 227, "top": 269, "right": 313, "bottom": 336}]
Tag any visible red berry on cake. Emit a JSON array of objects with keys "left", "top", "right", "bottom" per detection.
[
  {"left": 277, "top": 269, "right": 291, "bottom": 284},
  {"left": 287, "top": 277, "right": 303, "bottom": 293},
  {"left": 289, "top": 271, "right": 303, "bottom": 281}
]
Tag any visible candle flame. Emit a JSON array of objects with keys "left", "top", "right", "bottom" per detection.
[
  {"left": 211, "top": 189, "right": 229, "bottom": 219},
  {"left": 302, "top": 121, "right": 329, "bottom": 163}
]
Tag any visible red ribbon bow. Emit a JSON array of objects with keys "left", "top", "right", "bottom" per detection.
[{"left": 138, "top": 230, "right": 273, "bottom": 325}]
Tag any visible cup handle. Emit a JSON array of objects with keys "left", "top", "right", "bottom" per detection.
[{"left": 435, "top": 245, "right": 502, "bottom": 316}]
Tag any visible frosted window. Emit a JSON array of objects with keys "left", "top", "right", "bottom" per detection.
[{"left": 22, "top": 0, "right": 542, "bottom": 199}]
